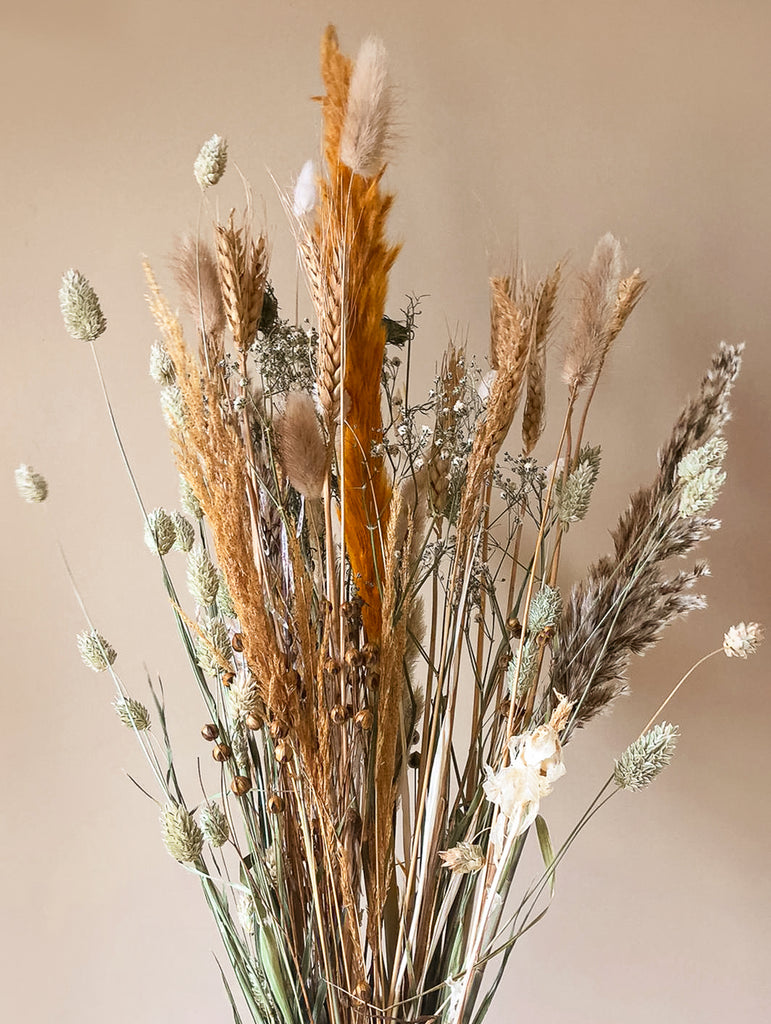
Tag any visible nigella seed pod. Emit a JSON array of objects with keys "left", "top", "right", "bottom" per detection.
[
  {"left": 201, "top": 723, "right": 219, "bottom": 741},
  {"left": 330, "top": 704, "right": 347, "bottom": 726},
  {"left": 267, "top": 793, "right": 284, "bottom": 814},
  {"left": 213, "top": 743, "right": 231, "bottom": 762},
  {"left": 354, "top": 708, "right": 373, "bottom": 730},
  {"left": 231, "top": 775, "right": 251, "bottom": 797},
  {"left": 231, "top": 632, "right": 245, "bottom": 653}
]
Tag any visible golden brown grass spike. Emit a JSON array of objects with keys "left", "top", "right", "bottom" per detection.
[
  {"left": 214, "top": 209, "right": 269, "bottom": 352},
  {"left": 522, "top": 262, "right": 561, "bottom": 454}
]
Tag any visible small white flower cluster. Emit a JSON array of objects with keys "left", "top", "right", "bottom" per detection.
[
  {"left": 483, "top": 711, "right": 568, "bottom": 855},
  {"left": 723, "top": 621, "right": 764, "bottom": 659}
]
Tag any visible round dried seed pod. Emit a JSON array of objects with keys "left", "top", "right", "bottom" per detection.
[
  {"left": 345, "top": 647, "right": 364, "bottom": 669},
  {"left": 245, "top": 713, "right": 262, "bottom": 731},
  {"left": 506, "top": 616, "right": 522, "bottom": 638},
  {"left": 330, "top": 704, "right": 347, "bottom": 726},
  {"left": 213, "top": 743, "right": 231, "bottom": 762},
  {"left": 231, "top": 775, "right": 251, "bottom": 796},
  {"left": 353, "top": 981, "right": 372, "bottom": 1004},
  {"left": 267, "top": 793, "right": 284, "bottom": 814},
  {"left": 354, "top": 708, "right": 373, "bottom": 730},
  {"left": 407, "top": 750, "right": 421, "bottom": 769},
  {"left": 324, "top": 657, "right": 341, "bottom": 676},
  {"left": 366, "top": 671, "right": 380, "bottom": 689},
  {"left": 498, "top": 698, "right": 512, "bottom": 720},
  {"left": 222, "top": 671, "right": 235, "bottom": 688},
  {"left": 361, "top": 642, "right": 380, "bottom": 665},
  {"left": 274, "top": 739, "right": 291, "bottom": 763},
  {"left": 284, "top": 668, "right": 301, "bottom": 690},
  {"left": 201, "top": 723, "right": 219, "bottom": 742},
  {"left": 269, "top": 719, "right": 288, "bottom": 740},
  {"left": 231, "top": 632, "right": 244, "bottom": 653}
]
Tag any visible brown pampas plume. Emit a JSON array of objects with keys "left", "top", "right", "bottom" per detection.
[
  {"left": 317, "top": 26, "right": 400, "bottom": 638},
  {"left": 214, "top": 208, "right": 269, "bottom": 352},
  {"left": 340, "top": 36, "right": 393, "bottom": 178},
  {"left": 522, "top": 263, "right": 561, "bottom": 454},
  {"left": 275, "top": 391, "right": 328, "bottom": 500},
  {"left": 170, "top": 236, "right": 226, "bottom": 360},
  {"left": 562, "top": 233, "right": 623, "bottom": 391}
]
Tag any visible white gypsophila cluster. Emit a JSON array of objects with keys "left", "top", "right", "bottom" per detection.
[
  {"left": 113, "top": 696, "right": 151, "bottom": 731},
  {"left": 677, "top": 436, "right": 727, "bottom": 517},
  {"left": 293, "top": 159, "right": 318, "bottom": 217},
  {"left": 59, "top": 269, "right": 107, "bottom": 342},
  {"left": 723, "top": 621, "right": 764, "bottom": 659},
  {"left": 505, "top": 638, "right": 539, "bottom": 699},
  {"left": 149, "top": 341, "right": 176, "bottom": 385},
  {"left": 527, "top": 584, "right": 562, "bottom": 634},
  {"left": 77, "top": 630, "right": 117, "bottom": 672},
  {"left": 555, "top": 445, "right": 601, "bottom": 528},
  {"left": 483, "top": 724, "right": 566, "bottom": 855},
  {"left": 438, "top": 842, "right": 485, "bottom": 875},
  {"left": 613, "top": 722, "right": 679, "bottom": 791},
  {"left": 193, "top": 134, "right": 228, "bottom": 190},
  {"left": 179, "top": 475, "right": 203, "bottom": 520},
  {"left": 187, "top": 545, "right": 220, "bottom": 606},
  {"left": 200, "top": 802, "right": 230, "bottom": 848},
  {"left": 171, "top": 511, "right": 195, "bottom": 552},
  {"left": 161, "top": 804, "right": 203, "bottom": 863},
  {"left": 196, "top": 619, "right": 232, "bottom": 675},
  {"left": 15, "top": 464, "right": 48, "bottom": 503},
  {"left": 160, "top": 384, "right": 188, "bottom": 428},
  {"left": 144, "top": 507, "right": 176, "bottom": 556}
]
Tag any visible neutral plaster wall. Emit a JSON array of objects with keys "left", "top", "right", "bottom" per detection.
[{"left": 1, "top": 1, "right": 769, "bottom": 1021}]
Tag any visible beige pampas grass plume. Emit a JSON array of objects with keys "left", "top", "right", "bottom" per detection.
[
  {"left": 562, "top": 233, "right": 622, "bottom": 391},
  {"left": 340, "top": 36, "right": 393, "bottom": 177},
  {"left": 170, "top": 236, "right": 227, "bottom": 344},
  {"left": 275, "top": 392, "right": 328, "bottom": 500}
]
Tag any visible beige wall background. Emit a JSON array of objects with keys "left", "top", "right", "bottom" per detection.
[{"left": 2, "top": 1, "right": 769, "bottom": 1021}]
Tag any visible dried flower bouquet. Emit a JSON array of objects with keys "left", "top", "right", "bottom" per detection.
[{"left": 18, "top": 25, "right": 763, "bottom": 1024}]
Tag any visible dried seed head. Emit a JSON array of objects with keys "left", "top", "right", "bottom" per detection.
[
  {"left": 330, "top": 704, "right": 347, "bottom": 726},
  {"left": 144, "top": 508, "right": 176, "bottom": 556},
  {"left": 159, "top": 384, "right": 188, "bottom": 428},
  {"left": 407, "top": 750, "right": 421, "bottom": 769},
  {"left": 200, "top": 801, "right": 229, "bottom": 847},
  {"left": 201, "top": 723, "right": 219, "bottom": 741},
  {"left": 340, "top": 36, "right": 393, "bottom": 177},
  {"left": 216, "top": 574, "right": 235, "bottom": 618},
  {"left": 613, "top": 722, "right": 679, "bottom": 791},
  {"left": 15, "top": 464, "right": 48, "bottom": 503},
  {"left": 269, "top": 718, "right": 289, "bottom": 740},
  {"left": 267, "top": 793, "right": 284, "bottom": 814},
  {"left": 171, "top": 511, "right": 195, "bottom": 553},
  {"left": 527, "top": 584, "right": 563, "bottom": 635},
  {"left": 353, "top": 982, "right": 372, "bottom": 1005},
  {"left": 354, "top": 708, "right": 373, "bottom": 730},
  {"left": 77, "top": 630, "right": 117, "bottom": 672},
  {"left": 193, "top": 134, "right": 228, "bottom": 190},
  {"left": 439, "top": 842, "right": 485, "bottom": 874},
  {"left": 231, "top": 775, "right": 251, "bottom": 796},
  {"left": 149, "top": 341, "right": 176, "bottom": 385},
  {"left": 212, "top": 743, "right": 231, "bottom": 762},
  {"left": 505, "top": 638, "right": 538, "bottom": 699},
  {"left": 231, "top": 632, "right": 244, "bottom": 653},
  {"left": 555, "top": 446, "right": 601, "bottom": 528},
  {"left": 179, "top": 475, "right": 203, "bottom": 520},
  {"left": 161, "top": 805, "right": 203, "bottom": 863},
  {"left": 113, "top": 696, "right": 150, "bottom": 731},
  {"left": 274, "top": 738, "right": 290, "bottom": 763},
  {"left": 195, "top": 619, "right": 232, "bottom": 675},
  {"left": 723, "top": 621, "right": 764, "bottom": 659},
  {"left": 59, "top": 269, "right": 107, "bottom": 342},
  {"left": 245, "top": 712, "right": 262, "bottom": 731},
  {"left": 187, "top": 545, "right": 220, "bottom": 606},
  {"left": 275, "top": 391, "right": 328, "bottom": 500}
]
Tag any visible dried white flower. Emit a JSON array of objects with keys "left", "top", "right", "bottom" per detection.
[
  {"left": 144, "top": 507, "right": 176, "bottom": 556},
  {"left": 439, "top": 842, "right": 485, "bottom": 874},
  {"left": 292, "top": 159, "right": 317, "bottom": 217},
  {"left": 723, "top": 621, "right": 764, "bottom": 659},
  {"left": 187, "top": 545, "right": 220, "bottom": 606},
  {"left": 15, "top": 464, "right": 48, "bottom": 503},
  {"left": 161, "top": 803, "right": 203, "bottom": 862},
  {"left": 171, "top": 511, "right": 195, "bottom": 552},
  {"left": 113, "top": 696, "right": 151, "bottom": 731},
  {"left": 193, "top": 134, "right": 228, "bottom": 190},
  {"left": 77, "top": 630, "right": 117, "bottom": 672},
  {"left": 200, "top": 802, "right": 230, "bottom": 848},
  {"left": 149, "top": 341, "right": 176, "bottom": 385},
  {"left": 483, "top": 759, "right": 543, "bottom": 838},
  {"left": 614, "top": 723, "right": 679, "bottom": 791},
  {"left": 59, "top": 269, "right": 107, "bottom": 342}
]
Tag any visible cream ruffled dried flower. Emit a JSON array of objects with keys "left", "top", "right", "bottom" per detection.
[
  {"left": 193, "top": 134, "right": 228, "bottom": 190},
  {"left": 144, "top": 508, "right": 176, "bottom": 556},
  {"left": 15, "top": 464, "right": 48, "bottom": 503},
  {"left": 161, "top": 803, "right": 203, "bottom": 863},
  {"left": 200, "top": 802, "right": 230, "bottom": 848},
  {"left": 113, "top": 696, "right": 151, "bottom": 731},
  {"left": 723, "top": 621, "right": 764, "bottom": 659},
  {"left": 59, "top": 269, "right": 107, "bottom": 342},
  {"left": 614, "top": 722, "right": 679, "bottom": 791},
  {"left": 77, "top": 630, "right": 117, "bottom": 672},
  {"left": 439, "top": 842, "right": 485, "bottom": 875}
]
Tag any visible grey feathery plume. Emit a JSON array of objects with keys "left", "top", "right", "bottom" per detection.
[
  {"left": 340, "top": 36, "right": 393, "bottom": 177},
  {"left": 59, "top": 270, "right": 107, "bottom": 342},
  {"left": 614, "top": 723, "right": 679, "bottom": 791},
  {"left": 552, "top": 344, "right": 742, "bottom": 733}
]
